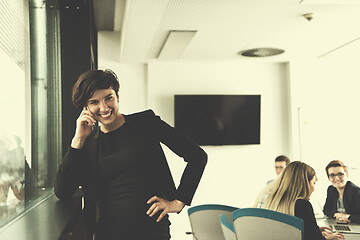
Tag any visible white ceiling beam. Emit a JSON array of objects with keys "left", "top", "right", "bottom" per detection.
[
  {"left": 114, "top": 0, "right": 126, "bottom": 31},
  {"left": 157, "top": 30, "right": 197, "bottom": 59},
  {"left": 120, "top": 0, "right": 169, "bottom": 62}
]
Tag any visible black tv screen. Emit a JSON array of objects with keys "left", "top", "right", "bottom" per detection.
[{"left": 175, "top": 95, "right": 261, "bottom": 145}]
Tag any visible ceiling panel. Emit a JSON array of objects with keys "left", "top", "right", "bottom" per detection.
[{"left": 95, "top": 0, "right": 360, "bottom": 62}]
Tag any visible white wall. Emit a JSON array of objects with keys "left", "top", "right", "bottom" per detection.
[
  {"left": 98, "top": 31, "right": 293, "bottom": 240},
  {"left": 98, "top": 31, "right": 147, "bottom": 113},
  {"left": 289, "top": 57, "right": 360, "bottom": 171},
  {"left": 288, "top": 51, "right": 360, "bottom": 213},
  {"left": 147, "top": 60, "right": 291, "bottom": 239}
]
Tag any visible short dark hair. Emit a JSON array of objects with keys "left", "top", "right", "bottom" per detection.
[
  {"left": 275, "top": 155, "right": 290, "bottom": 166},
  {"left": 325, "top": 160, "right": 348, "bottom": 178},
  {"left": 72, "top": 69, "right": 120, "bottom": 109}
]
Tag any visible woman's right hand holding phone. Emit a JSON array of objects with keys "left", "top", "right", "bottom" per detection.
[{"left": 71, "top": 107, "right": 97, "bottom": 149}]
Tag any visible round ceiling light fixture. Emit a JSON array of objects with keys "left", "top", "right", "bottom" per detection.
[{"left": 238, "top": 48, "right": 285, "bottom": 57}]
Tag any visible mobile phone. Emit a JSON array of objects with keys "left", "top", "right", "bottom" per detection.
[
  {"left": 336, "top": 219, "right": 349, "bottom": 224},
  {"left": 86, "top": 106, "right": 97, "bottom": 127}
]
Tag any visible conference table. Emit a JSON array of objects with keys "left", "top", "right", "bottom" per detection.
[{"left": 317, "top": 217, "right": 360, "bottom": 240}]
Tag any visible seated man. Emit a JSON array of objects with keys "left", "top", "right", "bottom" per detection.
[
  {"left": 255, "top": 155, "right": 290, "bottom": 208},
  {"left": 267, "top": 155, "right": 290, "bottom": 184}
]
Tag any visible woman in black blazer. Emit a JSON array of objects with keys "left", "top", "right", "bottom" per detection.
[
  {"left": 323, "top": 160, "right": 360, "bottom": 223},
  {"left": 54, "top": 69, "right": 207, "bottom": 240}
]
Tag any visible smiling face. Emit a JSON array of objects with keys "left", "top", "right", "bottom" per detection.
[
  {"left": 86, "top": 88, "right": 121, "bottom": 129},
  {"left": 328, "top": 166, "right": 348, "bottom": 190}
]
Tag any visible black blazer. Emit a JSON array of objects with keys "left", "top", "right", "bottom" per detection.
[
  {"left": 54, "top": 110, "right": 207, "bottom": 239},
  {"left": 323, "top": 181, "right": 360, "bottom": 223}
]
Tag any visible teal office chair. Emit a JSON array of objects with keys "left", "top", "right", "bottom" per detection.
[
  {"left": 219, "top": 214, "right": 237, "bottom": 240},
  {"left": 187, "top": 204, "right": 238, "bottom": 240},
  {"left": 232, "top": 208, "right": 304, "bottom": 240}
]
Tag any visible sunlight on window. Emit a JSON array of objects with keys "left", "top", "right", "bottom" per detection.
[
  {"left": 0, "top": 48, "right": 26, "bottom": 225},
  {"left": 0, "top": 49, "right": 26, "bottom": 144}
]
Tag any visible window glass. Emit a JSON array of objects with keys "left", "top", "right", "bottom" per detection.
[
  {"left": 0, "top": 48, "right": 27, "bottom": 226},
  {"left": 0, "top": 0, "right": 29, "bottom": 227},
  {"left": 0, "top": 0, "right": 61, "bottom": 228}
]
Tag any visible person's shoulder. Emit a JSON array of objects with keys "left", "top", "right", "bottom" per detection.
[
  {"left": 124, "top": 110, "right": 160, "bottom": 131},
  {"left": 347, "top": 181, "right": 359, "bottom": 188},
  {"left": 346, "top": 181, "right": 360, "bottom": 193},
  {"left": 295, "top": 198, "right": 313, "bottom": 209},
  {"left": 125, "top": 109, "right": 156, "bottom": 121},
  {"left": 127, "top": 109, "right": 154, "bottom": 117},
  {"left": 327, "top": 184, "right": 337, "bottom": 193},
  {"left": 266, "top": 179, "right": 274, "bottom": 185},
  {"left": 296, "top": 198, "right": 310, "bottom": 204}
]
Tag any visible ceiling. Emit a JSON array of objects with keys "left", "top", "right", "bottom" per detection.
[{"left": 93, "top": 0, "right": 360, "bottom": 63}]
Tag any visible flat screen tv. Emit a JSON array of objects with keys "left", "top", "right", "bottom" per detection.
[{"left": 175, "top": 95, "right": 261, "bottom": 146}]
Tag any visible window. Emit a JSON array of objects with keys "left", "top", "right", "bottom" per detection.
[{"left": 0, "top": 0, "right": 61, "bottom": 228}]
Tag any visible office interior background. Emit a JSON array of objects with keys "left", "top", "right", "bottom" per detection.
[{"left": 1, "top": 0, "right": 360, "bottom": 239}]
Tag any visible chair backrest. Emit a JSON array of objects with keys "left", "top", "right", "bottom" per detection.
[
  {"left": 232, "top": 208, "right": 303, "bottom": 240},
  {"left": 188, "top": 204, "right": 238, "bottom": 240},
  {"left": 219, "top": 214, "right": 237, "bottom": 240}
]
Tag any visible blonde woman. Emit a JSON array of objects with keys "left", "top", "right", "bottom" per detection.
[{"left": 262, "top": 161, "right": 344, "bottom": 240}]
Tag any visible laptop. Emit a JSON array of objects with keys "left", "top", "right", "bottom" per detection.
[{"left": 330, "top": 222, "right": 360, "bottom": 234}]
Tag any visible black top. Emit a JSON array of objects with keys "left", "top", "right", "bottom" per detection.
[
  {"left": 323, "top": 181, "right": 360, "bottom": 223},
  {"left": 54, "top": 110, "right": 207, "bottom": 240},
  {"left": 295, "top": 199, "right": 325, "bottom": 240},
  {"left": 97, "top": 118, "right": 170, "bottom": 239}
]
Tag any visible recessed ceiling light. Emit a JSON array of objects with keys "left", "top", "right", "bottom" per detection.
[{"left": 238, "top": 48, "right": 285, "bottom": 57}]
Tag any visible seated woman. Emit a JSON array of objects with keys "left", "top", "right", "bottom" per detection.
[
  {"left": 323, "top": 160, "right": 360, "bottom": 224},
  {"left": 262, "top": 161, "right": 344, "bottom": 240}
]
